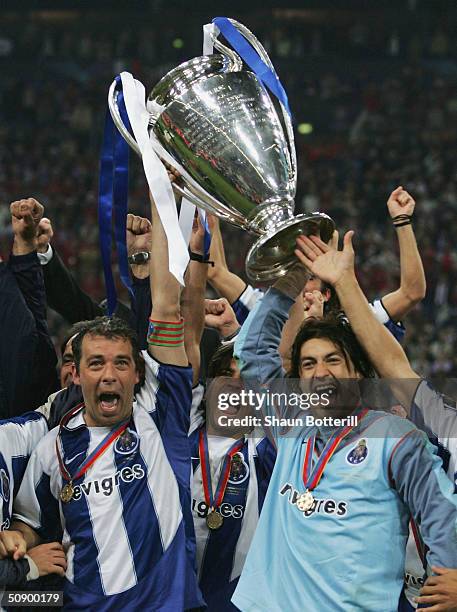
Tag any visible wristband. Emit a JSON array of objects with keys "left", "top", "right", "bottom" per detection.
[
  {"left": 147, "top": 317, "right": 184, "bottom": 347},
  {"left": 392, "top": 213, "right": 412, "bottom": 228},
  {"left": 393, "top": 220, "right": 412, "bottom": 228},
  {"left": 221, "top": 327, "right": 241, "bottom": 344},
  {"left": 128, "top": 251, "right": 150, "bottom": 265},
  {"left": 189, "top": 251, "right": 214, "bottom": 266}
]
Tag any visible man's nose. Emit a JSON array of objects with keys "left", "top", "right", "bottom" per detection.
[
  {"left": 314, "top": 362, "right": 330, "bottom": 378},
  {"left": 101, "top": 362, "right": 117, "bottom": 383}
]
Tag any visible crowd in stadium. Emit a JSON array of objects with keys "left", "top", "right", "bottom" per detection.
[
  {"left": 1, "top": 6, "right": 457, "bottom": 611},
  {"left": 1, "top": 11, "right": 456, "bottom": 377}
]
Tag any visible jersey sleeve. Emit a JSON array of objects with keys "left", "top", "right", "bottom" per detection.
[
  {"left": 231, "top": 285, "right": 264, "bottom": 326},
  {"left": 13, "top": 433, "right": 60, "bottom": 541},
  {"left": 234, "top": 288, "right": 295, "bottom": 442},
  {"left": 370, "top": 298, "right": 406, "bottom": 342},
  {"left": 389, "top": 426, "right": 457, "bottom": 570},
  {"left": 136, "top": 350, "right": 193, "bottom": 487},
  {"left": 410, "top": 380, "right": 457, "bottom": 476},
  {"left": 0, "top": 412, "right": 48, "bottom": 459},
  {"left": 189, "top": 383, "right": 205, "bottom": 436}
]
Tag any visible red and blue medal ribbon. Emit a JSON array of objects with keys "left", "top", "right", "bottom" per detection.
[
  {"left": 199, "top": 429, "right": 244, "bottom": 509},
  {"left": 302, "top": 409, "right": 369, "bottom": 491},
  {"left": 98, "top": 74, "right": 134, "bottom": 316},
  {"left": 56, "top": 405, "right": 130, "bottom": 483}
]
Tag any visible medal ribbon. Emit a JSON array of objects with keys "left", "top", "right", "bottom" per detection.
[
  {"left": 199, "top": 429, "right": 244, "bottom": 509},
  {"left": 302, "top": 409, "right": 369, "bottom": 491},
  {"left": 56, "top": 405, "right": 129, "bottom": 483}
]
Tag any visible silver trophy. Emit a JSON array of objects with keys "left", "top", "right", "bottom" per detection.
[{"left": 109, "top": 19, "right": 334, "bottom": 282}]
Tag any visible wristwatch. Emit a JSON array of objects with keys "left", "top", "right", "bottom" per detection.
[{"left": 128, "top": 251, "right": 150, "bottom": 265}]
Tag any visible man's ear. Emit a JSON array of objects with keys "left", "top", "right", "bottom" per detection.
[
  {"left": 323, "top": 289, "right": 332, "bottom": 303},
  {"left": 71, "top": 364, "right": 81, "bottom": 386}
]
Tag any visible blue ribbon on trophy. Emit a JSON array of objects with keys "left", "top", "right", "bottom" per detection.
[
  {"left": 212, "top": 16, "right": 291, "bottom": 117},
  {"left": 98, "top": 75, "right": 133, "bottom": 316}
]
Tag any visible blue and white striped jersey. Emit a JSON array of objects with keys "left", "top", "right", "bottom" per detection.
[
  {"left": 231, "top": 285, "right": 264, "bottom": 326},
  {"left": 0, "top": 412, "right": 48, "bottom": 531},
  {"left": 14, "top": 351, "right": 203, "bottom": 611},
  {"left": 189, "top": 428, "right": 275, "bottom": 611}
]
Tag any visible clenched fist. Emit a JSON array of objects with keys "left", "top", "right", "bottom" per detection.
[
  {"left": 387, "top": 186, "right": 415, "bottom": 219},
  {"left": 36, "top": 217, "right": 54, "bottom": 254},
  {"left": 10, "top": 198, "right": 45, "bottom": 255},
  {"left": 126, "top": 214, "right": 152, "bottom": 257}
]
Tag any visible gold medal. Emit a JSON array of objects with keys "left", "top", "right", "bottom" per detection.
[
  {"left": 60, "top": 482, "right": 74, "bottom": 503},
  {"left": 296, "top": 490, "right": 314, "bottom": 512},
  {"left": 206, "top": 509, "right": 223, "bottom": 530}
]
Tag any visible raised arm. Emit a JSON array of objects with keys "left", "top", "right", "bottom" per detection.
[
  {"left": 295, "top": 232, "right": 421, "bottom": 409},
  {"left": 235, "top": 265, "right": 304, "bottom": 383},
  {"left": 37, "top": 215, "right": 104, "bottom": 323},
  {"left": 6, "top": 199, "right": 58, "bottom": 415},
  {"left": 126, "top": 213, "right": 152, "bottom": 350},
  {"left": 181, "top": 215, "right": 208, "bottom": 385},
  {"left": 206, "top": 215, "right": 248, "bottom": 304},
  {"left": 381, "top": 187, "right": 426, "bottom": 321},
  {"left": 148, "top": 192, "right": 187, "bottom": 366}
]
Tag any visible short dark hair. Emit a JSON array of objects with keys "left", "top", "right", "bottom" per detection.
[
  {"left": 289, "top": 316, "right": 375, "bottom": 379},
  {"left": 72, "top": 316, "right": 142, "bottom": 374},
  {"left": 60, "top": 321, "right": 90, "bottom": 358},
  {"left": 207, "top": 343, "right": 235, "bottom": 379}
]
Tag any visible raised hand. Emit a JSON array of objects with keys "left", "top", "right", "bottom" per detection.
[
  {"left": 204, "top": 298, "right": 239, "bottom": 339},
  {"left": 126, "top": 213, "right": 152, "bottom": 257},
  {"left": 295, "top": 231, "right": 355, "bottom": 288},
  {"left": 36, "top": 217, "right": 54, "bottom": 253},
  {"left": 387, "top": 186, "right": 415, "bottom": 218},
  {"left": 189, "top": 213, "right": 206, "bottom": 256},
  {"left": 303, "top": 290, "right": 325, "bottom": 319},
  {"left": 10, "top": 198, "right": 44, "bottom": 247}
]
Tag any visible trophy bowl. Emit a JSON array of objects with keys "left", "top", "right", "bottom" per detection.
[{"left": 109, "top": 19, "right": 335, "bottom": 282}]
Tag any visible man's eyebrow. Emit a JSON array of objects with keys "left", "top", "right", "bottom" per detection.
[
  {"left": 301, "top": 351, "right": 343, "bottom": 360},
  {"left": 324, "top": 351, "right": 343, "bottom": 359}
]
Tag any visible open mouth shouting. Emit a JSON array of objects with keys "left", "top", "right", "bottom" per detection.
[{"left": 98, "top": 392, "right": 121, "bottom": 415}]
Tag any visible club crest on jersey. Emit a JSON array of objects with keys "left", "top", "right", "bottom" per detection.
[
  {"left": 0, "top": 469, "right": 10, "bottom": 503},
  {"left": 346, "top": 439, "right": 368, "bottom": 465},
  {"left": 228, "top": 452, "right": 249, "bottom": 485},
  {"left": 114, "top": 428, "right": 139, "bottom": 456}
]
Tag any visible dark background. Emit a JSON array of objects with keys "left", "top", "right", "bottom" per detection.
[{"left": 0, "top": 0, "right": 455, "bottom": 378}]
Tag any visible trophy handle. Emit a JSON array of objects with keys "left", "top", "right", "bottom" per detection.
[
  {"left": 225, "top": 19, "right": 297, "bottom": 193},
  {"left": 210, "top": 37, "right": 243, "bottom": 72},
  {"left": 108, "top": 79, "right": 141, "bottom": 156}
]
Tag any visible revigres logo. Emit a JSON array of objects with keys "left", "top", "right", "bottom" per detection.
[
  {"left": 279, "top": 483, "right": 348, "bottom": 517},
  {"left": 71, "top": 464, "right": 145, "bottom": 500},
  {"left": 192, "top": 498, "right": 244, "bottom": 520}
]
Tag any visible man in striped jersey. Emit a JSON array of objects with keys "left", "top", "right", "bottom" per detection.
[
  {"left": 0, "top": 412, "right": 67, "bottom": 590},
  {"left": 1, "top": 193, "right": 203, "bottom": 610}
]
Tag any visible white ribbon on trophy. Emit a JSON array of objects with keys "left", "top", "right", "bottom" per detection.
[{"left": 119, "top": 72, "right": 189, "bottom": 284}]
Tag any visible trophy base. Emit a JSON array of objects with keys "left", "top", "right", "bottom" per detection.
[{"left": 245, "top": 213, "right": 335, "bottom": 283}]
